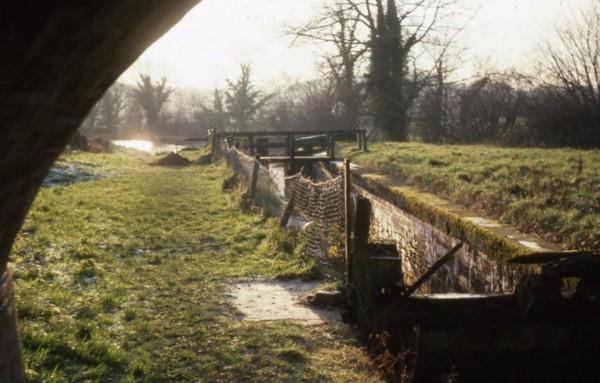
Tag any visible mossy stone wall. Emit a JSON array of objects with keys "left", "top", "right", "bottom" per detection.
[{"left": 354, "top": 183, "right": 525, "bottom": 293}]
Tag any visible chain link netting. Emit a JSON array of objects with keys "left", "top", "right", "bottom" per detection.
[
  {"left": 225, "top": 147, "right": 345, "bottom": 258},
  {"left": 225, "top": 148, "right": 285, "bottom": 203},
  {"left": 285, "top": 174, "right": 345, "bottom": 257}
]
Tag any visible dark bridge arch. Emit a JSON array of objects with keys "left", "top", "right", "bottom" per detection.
[{"left": 0, "top": 2, "right": 200, "bottom": 380}]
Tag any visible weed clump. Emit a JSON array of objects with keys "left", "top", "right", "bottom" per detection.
[
  {"left": 239, "top": 190, "right": 254, "bottom": 212},
  {"left": 221, "top": 175, "right": 239, "bottom": 191},
  {"left": 195, "top": 153, "right": 212, "bottom": 165},
  {"left": 428, "top": 159, "right": 447, "bottom": 167},
  {"left": 87, "top": 138, "right": 112, "bottom": 153},
  {"left": 76, "top": 259, "right": 100, "bottom": 281}
]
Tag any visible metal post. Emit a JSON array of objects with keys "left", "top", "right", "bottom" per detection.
[
  {"left": 356, "top": 131, "right": 361, "bottom": 150},
  {"left": 344, "top": 159, "right": 352, "bottom": 288}
]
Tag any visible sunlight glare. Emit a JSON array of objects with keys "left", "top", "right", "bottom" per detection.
[{"left": 112, "top": 139, "right": 154, "bottom": 153}]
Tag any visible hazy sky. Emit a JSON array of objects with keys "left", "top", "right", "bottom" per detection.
[{"left": 119, "top": 0, "right": 591, "bottom": 90}]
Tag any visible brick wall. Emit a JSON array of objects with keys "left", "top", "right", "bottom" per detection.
[{"left": 354, "top": 183, "right": 523, "bottom": 293}]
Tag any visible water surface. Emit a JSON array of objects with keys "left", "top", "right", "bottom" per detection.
[{"left": 111, "top": 139, "right": 179, "bottom": 154}]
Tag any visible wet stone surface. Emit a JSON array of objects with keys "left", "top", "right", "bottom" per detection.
[{"left": 227, "top": 279, "right": 342, "bottom": 325}]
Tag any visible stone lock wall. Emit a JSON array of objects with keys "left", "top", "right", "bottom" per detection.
[
  {"left": 257, "top": 160, "right": 531, "bottom": 294},
  {"left": 355, "top": 184, "right": 523, "bottom": 294}
]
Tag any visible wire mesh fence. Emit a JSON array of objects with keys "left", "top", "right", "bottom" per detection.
[
  {"left": 225, "top": 147, "right": 285, "bottom": 207},
  {"left": 285, "top": 173, "right": 345, "bottom": 258},
  {"left": 225, "top": 147, "right": 345, "bottom": 259}
]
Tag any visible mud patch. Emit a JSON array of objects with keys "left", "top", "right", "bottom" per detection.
[
  {"left": 228, "top": 279, "right": 341, "bottom": 325},
  {"left": 88, "top": 137, "right": 113, "bottom": 153},
  {"left": 151, "top": 152, "right": 191, "bottom": 166}
]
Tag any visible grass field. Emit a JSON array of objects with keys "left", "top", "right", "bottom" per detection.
[
  {"left": 11, "top": 149, "right": 381, "bottom": 382},
  {"left": 339, "top": 142, "right": 600, "bottom": 250}
]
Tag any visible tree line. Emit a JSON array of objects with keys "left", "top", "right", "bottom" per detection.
[
  {"left": 83, "top": 0, "right": 600, "bottom": 148},
  {"left": 289, "top": 0, "right": 600, "bottom": 147},
  {"left": 81, "top": 62, "right": 354, "bottom": 139}
]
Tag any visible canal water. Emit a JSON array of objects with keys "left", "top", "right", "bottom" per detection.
[{"left": 111, "top": 139, "right": 180, "bottom": 154}]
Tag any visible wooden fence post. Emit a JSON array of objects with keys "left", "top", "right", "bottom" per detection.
[
  {"left": 351, "top": 196, "right": 372, "bottom": 319},
  {"left": 288, "top": 134, "right": 295, "bottom": 173},
  {"left": 279, "top": 191, "right": 296, "bottom": 227},
  {"left": 362, "top": 131, "right": 368, "bottom": 152},
  {"left": 210, "top": 129, "right": 220, "bottom": 159},
  {"left": 354, "top": 197, "right": 370, "bottom": 248},
  {"left": 249, "top": 157, "right": 259, "bottom": 200},
  {"left": 344, "top": 159, "right": 352, "bottom": 288}
]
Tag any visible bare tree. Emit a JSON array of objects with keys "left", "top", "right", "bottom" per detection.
[
  {"left": 166, "top": 89, "right": 205, "bottom": 137},
  {"left": 415, "top": 5, "right": 474, "bottom": 143},
  {"left": 204, "top": 89, "right": 228, "bottom": 131},
  {"left": 535, "top": 1, "right": 600, "bottom": 146},
  {"left": 97, "top": 83, "right": 126, "bottom": 135},
  {"left": 293, "top": 79, "right": 341, "bottom": 131},
  {"left": 456, "top": 71, "right": 531, "bottom": 143},
  {"left": 80, "top": 101, "right": 101, "bottom": 134},
  {"left": 541, "top": 2, "right": 600, "bottom": 111},
  {"left": 121, "top": 98, "right": 144, "bottom": 138},
  {"left": 290, "top": 4, "right": 369, "bottom": 129},
  {"left": 79, "top": 82, "right": 126, "bottom": 136},
  {"left": 132, "top": 73, "right": 174, "bottom": 137},
  {"left": 262, "top": 78, "right": 341, "bottom": 132},
  {"left": 291, "top": 0, "right": 459, "bottom": 139}
]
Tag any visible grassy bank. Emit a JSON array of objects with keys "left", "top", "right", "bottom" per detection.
[
  {"left": 339, "top": 142, "right": 599, "bottom": 250},
  {"left": 11, "top": 150, "right": 380, "bottom": 382}
]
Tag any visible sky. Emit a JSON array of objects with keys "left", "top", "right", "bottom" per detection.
[{"left": 119, "top": 0, "right": 592, "bottom": 91}]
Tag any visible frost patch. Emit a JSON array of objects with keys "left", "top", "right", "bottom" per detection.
[{"left": 43, "top": 162, "right": 104, "bottom": 187}]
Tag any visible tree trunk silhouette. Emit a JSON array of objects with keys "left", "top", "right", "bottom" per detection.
[
  {"left": 133, "top": 74, "right": 174, "bottom": 137},
  {"left": 0, "top": 269, "right": 24, "bottom": 382}
]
